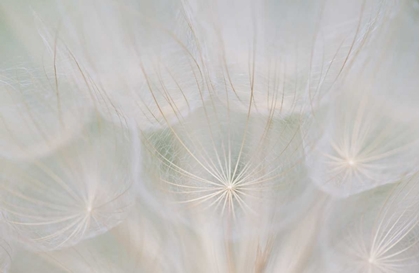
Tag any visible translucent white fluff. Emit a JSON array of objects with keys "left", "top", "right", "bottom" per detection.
[
  {"left": 306, "top": 88, "right": 418, "bottom": 197},
  {"left": 35, "top": 0, "right": 207, "bottom": 131},
  {"left": 0, "top": 238, "right": 13, "bottom": 273},
  {"left": 321, "top": 174, "right": 419, "bottom": 273},
  {"left": 187, "top": 0, "right": 391, "bottom": 117},
  {"left": 6, "top": 203, "right": 171, "bottom": 272},
  {"left": 139, "top": 97, "right": 316, "bottom": 238},
  {"left": 0, "top": 0, "right": 416, "bottom": 271},
  {"left": 305, "top": 7, "right": 419, "bottom": 197},
  {"left": 0, "top": 117, "right": 136, "bottom": 251},
  {"left": 0, "top": 65, "right": 91, "bottom": 160}
]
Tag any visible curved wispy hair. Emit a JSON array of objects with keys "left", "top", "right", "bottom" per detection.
[
  {"left": 0, "top": 236, "right": 13, "bottom": 273},
  {"left": 0, "top": 0, "right": 416, "bottom": 272},
  {"left": 139, "top": 94, "right": 317, "bottom": 238},
  {"left": 5, "top": 196, "right": 328, "bottom": 273},
  {"left": 33, "top": 0, "right": 208, "bottom": 131},
  {"left": 5, "top": 202, "right": 165, "bottom": 272},
  {"left": 0, "top": 62, "right": 91, "bottom": 160},
  {"left": 187, "top": 0, "right": 391, "bottom": 117},
  {"left": 305, "top": 76, "right": 418, "bottom": 197},
  {"left": 321, "top": 174, "right": 419, "bottom": 272},
  {"left": 0, "top": 116, "right": 136, "bottom": 251},
  {"left": 304, "top": 5, "right": 419, "bottom": 197},
  {"left": 134, "top": 0, "right": 401, "bottom": 235},
  {"left": 25, "top": 0, "right": 393, "bottom": 131}
]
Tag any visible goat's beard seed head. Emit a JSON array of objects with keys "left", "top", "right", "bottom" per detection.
[
  {"left": 322, "top": 174, "right": 419, "bottom": 273},
  {"left": 305, "top": 79, "right": 418, "bottom": 197},
  {"left": 30, "top": 0, "right": 209, "bottom": 132},
  {"left": 0, "top": 0, "right": 417, "bottom": 272},
  {"left": 0, "top": 117, "right": 136, "bottom": 251},
  {"left": 193, "top": 0, "right": 393, "bottom": 118},
  {"left": 0, "top": 237, "right": 13, "bottom": 273},
  {"left": 139, "top": 99, "right": 320, "bottom": 238},
  {"left": 0, "top": 64, "right": 91, "bottom": 160}
]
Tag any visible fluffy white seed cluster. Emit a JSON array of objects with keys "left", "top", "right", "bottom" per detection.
[{"left": 0, "top": 0, "right": 417, "bottom": 272}]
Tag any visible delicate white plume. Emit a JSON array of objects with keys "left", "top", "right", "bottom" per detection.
[{"left": 0, "top": 0, "right": 417, "bottom": 272}]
